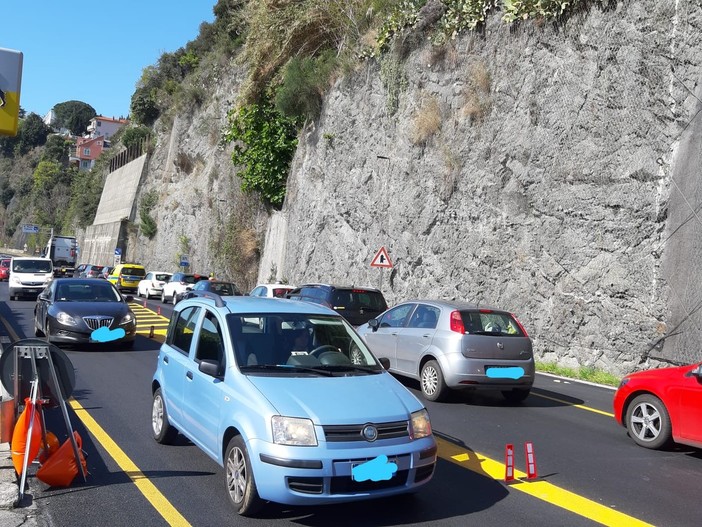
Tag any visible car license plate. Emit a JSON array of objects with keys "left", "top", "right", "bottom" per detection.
[{"left": 351, "top": 456, "right": 398, "bottom": 481}]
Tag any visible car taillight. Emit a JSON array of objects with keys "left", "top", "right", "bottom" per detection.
[
  {"left": 450, "top": 311, "right": 465, "bottom": 334},
  {"left": 511, "top": 314, "right": 529, "bottom": 337}
]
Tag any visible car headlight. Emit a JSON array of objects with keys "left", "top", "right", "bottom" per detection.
[
  {"left": 120, "top": 312, "right": 135, "bottom": 325},
  {"left": 271, "top": 416, "right": 317, "bottom": 446},
  {"left": 56, "top": 311, "right": 77, "bottom": 326},
  {"left": 409, "top": 409, "right": 432, "bottom": 440},
  {"left": 10, "top": 275, "right": 20, "bottom": 285}
]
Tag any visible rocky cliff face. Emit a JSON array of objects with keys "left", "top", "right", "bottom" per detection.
[
  {"left": 132, "top": 1, "right": 702, "bottom": 375},
  {"left": 267, "top": 1, "right": 702, "bottom": 374}
]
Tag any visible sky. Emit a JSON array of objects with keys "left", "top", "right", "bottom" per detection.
[{"left": 3, "top": 1, "right": 217, "bottom": 119}]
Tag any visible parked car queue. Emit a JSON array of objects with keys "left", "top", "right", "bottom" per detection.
[{"left": 20, "top": 259, "right": 702, "bottom": 455}]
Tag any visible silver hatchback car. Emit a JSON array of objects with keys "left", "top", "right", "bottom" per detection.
[{"left": 356, "top": 300, "right": 534, "bottom": 402}]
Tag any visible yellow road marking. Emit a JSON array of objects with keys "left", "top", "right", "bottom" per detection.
[
  {"left": 69, "top": 398, "right": 191, "bottom": 527},
  {"left": 130, "top": 303, "right": 170, "bottom": 338},
  {"left": 437, "top": 437, "right": 653, "bottom": 527},
  {"left": 531, "top": 392, "right": 615, "bottom": 417}
]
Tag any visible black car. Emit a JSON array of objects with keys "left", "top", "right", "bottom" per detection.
[
  {"left": 286, "top": 284, "right": 388, "bottom": 326},
  {"left": 33, "top": 278, "right": 137, "bottom": 348}
]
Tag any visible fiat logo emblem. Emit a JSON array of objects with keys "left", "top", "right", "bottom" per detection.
[{"left": 362, "top": 424, "right": 378, "bottom": 442}]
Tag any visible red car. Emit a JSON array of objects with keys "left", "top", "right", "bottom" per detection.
[
  {"left": 613, "top": 363, "right": 702, "bottom": 449},
  {"left": 0, "top": 259, "right": 10, "bottom": 281}
]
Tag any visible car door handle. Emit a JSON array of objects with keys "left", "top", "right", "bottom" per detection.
[
  {"left": 422, "top": 334, "right": 432, "bottom": 338},
  {"left": 163, "top": 356, "right": 169, "bottom": 364},
  {"left": 186, "top": 371, "right": 193, "bottom": 380}
]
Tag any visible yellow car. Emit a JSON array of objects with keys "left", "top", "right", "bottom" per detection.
[{"left": 107, "top": 263, "right": 146, "bottom": 294}]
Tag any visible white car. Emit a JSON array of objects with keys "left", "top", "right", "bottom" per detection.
[
  {"left": 161, "top": 272, "right": 200, "bottom": 304},
  {"left": 137, "top": 271, "right": 173, "bottom": 299},
  {"left": 249, "top": 283, "right": 296, "bottom": 298}
]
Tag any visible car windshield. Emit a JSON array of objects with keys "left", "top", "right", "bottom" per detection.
[
  {"left": 1, "top": 260, "right": 9, "bottom": 268},
  {"left": 13, "top": 260, "right": 53, "bottom": 273},
  {"left": 212, "top": 282, "right": 238, "bottom": 295},
  {"left": 229, "top": 313, "right": 383, "bottom": 375},
  {"left": 183, "top": 275, "right": 197, "bottom": 284},
  {"left": 122, "top": 267, "right": 145, "bottom": 277},
  {"left": 55, "top": 282, "right": 121, "bottom": 302},
  {"left": 461, "top": 310, "right": 525, "bottom": 336}
]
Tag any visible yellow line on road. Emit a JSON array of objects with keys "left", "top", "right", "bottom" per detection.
[
  {"left": 69, "top": 398, "right": 190, "bottom": 527},
  {"left": 437, "top": 437, "right": 653, "bottom": 527},
  {"left": 531, "top": 392, "right": 615, "bottom": 417}
]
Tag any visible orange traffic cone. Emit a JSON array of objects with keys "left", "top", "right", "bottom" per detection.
[
  {"left": 11, "top": 397, "right": 43, "bottom": 475},
  {"left": 36, "top": 431, "right": 87, "bottom": 487}
]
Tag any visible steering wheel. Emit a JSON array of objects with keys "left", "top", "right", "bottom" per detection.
[{"left": 309, "top": 345, "right": 339, "bottom": 358}]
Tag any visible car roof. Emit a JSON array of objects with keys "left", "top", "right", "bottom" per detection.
[
  {"left": 297, "top": 283, "right": 383, "bottom": 292},
  {"left": 397, "top": 299, "right": 512, "bottom": 313},
  {"left": 256, "top": 283, "right": 295, "bottom": 288},
  {"left": 182, "top": 295, "right": 339, "bottom": 316},
  {"left": 53, "top": 278, "right": 115, "bottom": 285}
]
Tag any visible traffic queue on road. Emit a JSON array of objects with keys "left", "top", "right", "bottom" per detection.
[{"left": 2, "top": 252, "right": 701, "bottom": 519}]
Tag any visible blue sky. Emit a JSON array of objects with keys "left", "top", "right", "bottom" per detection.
[{"left": 3, "top": 1, "right": 217, "bottom": 119}]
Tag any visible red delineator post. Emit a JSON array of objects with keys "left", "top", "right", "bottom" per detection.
[
  {"left": 504, "top": 444, "right": 515, "bottom": 482},
  {"left": 524, "top": 441, "right": 537, "bottom": 479}
]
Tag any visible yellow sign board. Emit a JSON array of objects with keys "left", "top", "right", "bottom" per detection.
[{"left": 0, "top": 47, "right": 23, "bottom": 137}]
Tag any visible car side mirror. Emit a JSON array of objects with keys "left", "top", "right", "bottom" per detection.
[
  {"left": 368, "top": 318, "right": 379, "bottom": 332},
  {"left": 378, "top": 357, "right": 390, "bottom": 370},
  {"left": 199, "top": 359, "right": 223, "bottom": 379},
  {"left": 692, "top": 364, "right": 702, "bottom": 378},
  {"left": 124, "top": 295, "right": 134, "bottom": 303}
]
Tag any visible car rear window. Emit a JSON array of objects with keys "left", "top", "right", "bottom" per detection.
[
  {"left": 155, "top": 273, "right": 171, "bottom": 281},
  {"left": 461, "top": 310, "right": 525, "bottom": 336},
  {"left": 272, "top": 287, "right": 292, "bottom": 298},
  {"left": 331, "top": 290, "right": 387, "bottom": 312},
  {"left": 121, "top": 267, "right": 146, "bottom": 277}
]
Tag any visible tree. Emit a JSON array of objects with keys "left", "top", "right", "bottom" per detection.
[
  {"left": 53, "top": 100, "right": 97, "bottom": 135},
  {"left": 42, "top": 135, "right": 70, "bottom": 166},
  {"left": 130, "top": 87, "right": 159, "bottom": 126},
  {"left": 15, "top": 113, "right": 51, "bottom": 156}
]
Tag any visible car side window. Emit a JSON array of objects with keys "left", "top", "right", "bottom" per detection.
[
  {"left": 380, "top": 304, "right": 415, "bottom": 328},
  {"left": 170, "top": 306, "right": 201, "bottom": 356},
  {"left": 251, "top": 286, "right": 263, "bottom": 297},
  {"left": 196, "top": 311, "right": 226, "bottom": 372},
  {"left": 408, "top": 305, "right": 440, "bottom": 329}
]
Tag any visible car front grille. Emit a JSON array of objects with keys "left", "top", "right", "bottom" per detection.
[
  {"left": 83, "top": 316, "right": 113, "bottom": 330},
  {"left": 322, "top": 420, "right": 409, "bottom": 442}
]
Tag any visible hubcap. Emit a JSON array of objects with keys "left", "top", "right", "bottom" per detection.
[
  {"left": 630, "top": 402, "right": 660, "bottom": 441},
  {"left": 152, "top": 396, "right": 163, "bottom": 435},
  {"left": 422, "top": 366, "right": 438, "bottom": 395},
  {"left": 226, "top": 446, "right": 247, "bottom": 504}
]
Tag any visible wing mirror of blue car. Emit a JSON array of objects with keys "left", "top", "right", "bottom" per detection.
[
  {"left": 199, "top": 359, "right": 223, "bottom": 379},
  {"left": 378, "top": 357, "right": 390, "bottom": 370},
  {"left": 124, "top": 295, "right": 134, "bottom": 303},
  {"left": 368, "top": 318, "right": 379, "bottom": 332}
]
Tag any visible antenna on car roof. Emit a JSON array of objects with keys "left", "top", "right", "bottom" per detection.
[{"left": 185, "top": 290, "right": 226, "bottom": 307}]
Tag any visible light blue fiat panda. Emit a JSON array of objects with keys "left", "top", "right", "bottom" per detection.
[{"left": 151, "top": 294, "right": 436, "bottom": 516}]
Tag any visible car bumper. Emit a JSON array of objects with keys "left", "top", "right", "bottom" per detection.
[
  {"left": 48, "top": 322, "right": 137, "bottom": 344},
  {"left": 9, "top": 286, "right": 44, "bottom": 297},
  {"left": 247, "top": 436, "right": 437, "bottom": 505},
  {"left": 441, "top": 355, "right": 535, "bottom": 390}
]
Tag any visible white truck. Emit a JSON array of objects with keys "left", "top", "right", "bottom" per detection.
[{"left": 43, "top": 235, "right": 78, "bottom": 277}]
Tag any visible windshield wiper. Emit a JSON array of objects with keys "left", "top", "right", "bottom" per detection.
[{"left": 241, "top": 364, "right": 335, "bottom": 377}]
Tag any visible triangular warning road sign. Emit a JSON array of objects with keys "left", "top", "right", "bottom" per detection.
[{"left": 370, "top": 246, "right": 393, "bottom": 268}]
